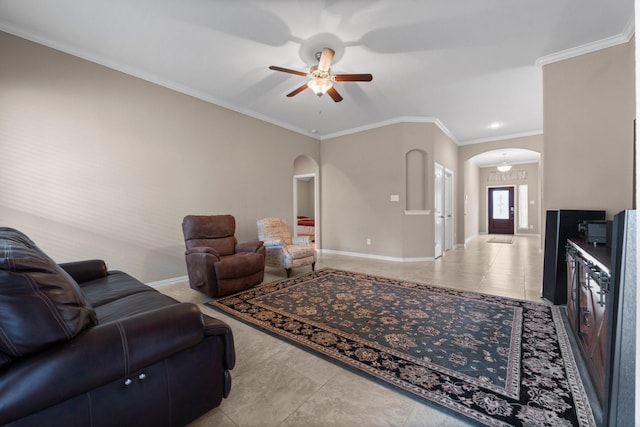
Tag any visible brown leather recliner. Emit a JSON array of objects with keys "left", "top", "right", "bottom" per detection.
[{"left": 182, "top": 215, "right": 266, "bottom": 297}]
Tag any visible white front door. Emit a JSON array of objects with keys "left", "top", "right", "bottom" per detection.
[{"left": 434, "top": 163, "right": 444, "bottom": 258}]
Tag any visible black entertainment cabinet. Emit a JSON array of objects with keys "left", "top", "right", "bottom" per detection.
[
  {"left": 542, "top": 209, "right": 606, "bottom": 304},
  {"left": 547, "top": 209, "right": 636, "bottom": 426}
]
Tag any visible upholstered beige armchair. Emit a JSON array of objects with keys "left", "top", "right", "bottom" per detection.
[
  {"left": 183, "top": 215, "right": 266, "bottom": 297},
  {"left": 257, "top": 218, "right": 316, "bottom": 277}
]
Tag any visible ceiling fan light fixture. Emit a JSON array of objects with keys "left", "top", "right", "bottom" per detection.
[{"left": 307, "top": 77, "right": 332, "bottom": 96}]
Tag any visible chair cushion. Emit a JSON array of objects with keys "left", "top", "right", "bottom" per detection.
[
  {"left": 0, "top": 228, "right": 97, "bottom": 359},
  {"left": 183, "top": 215, "right": 238, "bottom": 256},
  {"left": 257, "top": 218, "right": 293, "bottom": 246},
  {"left": 287, "top": 245, "right": 316, "bottom": 259}
]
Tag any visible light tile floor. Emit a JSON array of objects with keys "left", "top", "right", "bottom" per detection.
[{"left": 158, "top": 234, "right": 546, "bottom": 427}]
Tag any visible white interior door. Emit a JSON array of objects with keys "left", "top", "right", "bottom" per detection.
[
  {"left": 434, "top": 163, "right": 444, "bottom": 258},
  {"left": 444, "top": 169, "right": 454, "bottom": 251}
]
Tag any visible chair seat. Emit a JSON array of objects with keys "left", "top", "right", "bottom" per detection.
[{"left": 287, "top": 245, "right": 315, "bottom": 259}]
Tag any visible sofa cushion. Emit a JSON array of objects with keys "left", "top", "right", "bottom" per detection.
[
  {"left": 94, "top": 291, "right": 179, "bottom": 324},
  {"left": 0, "top": 228, "right": 97, "bottom": 359},
  {"left": 80, "top": 271, "right": 157, "bottom": 307}
]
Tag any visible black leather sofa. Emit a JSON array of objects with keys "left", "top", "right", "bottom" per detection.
[{"left": 0, "top": 228, "right": 235, "bottom": 426}]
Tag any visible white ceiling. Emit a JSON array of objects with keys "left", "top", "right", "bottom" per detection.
[{"left": 0, "top": 0, "right": 634, "bottom": 144}]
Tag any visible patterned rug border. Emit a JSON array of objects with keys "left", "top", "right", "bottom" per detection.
[{"left": 206, "top": 268, "right": 595, "bottom": 427}]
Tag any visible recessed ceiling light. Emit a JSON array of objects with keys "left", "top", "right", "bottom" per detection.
[
  {"left": 310, "top": 129, "right": 318, "bottom": 134},
  {"left": 489, "top": 122, "right": 503, "bottom": 129}
]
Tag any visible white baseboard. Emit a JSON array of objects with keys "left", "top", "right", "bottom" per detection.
[
  {"left": 464, "top": 234, "right": 478, "bottom": 245},
  {"left": 146, "top": 275, "right": 188, "bottom": 288},
  {"left": 320, "top": 249, "right": 434, "bottom": 263}
]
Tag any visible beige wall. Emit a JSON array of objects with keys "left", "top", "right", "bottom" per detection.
[
  {"left": 478, "top": 162, "right": 540, "bottom": 234},
  {"left": 463, "top": 160, "right": 480, "bottom": 243},
  {"left": 2, "top": 29, "right": 635, "bottom": 279},
  {"left": 321, "top": 123, "right": 405, "bottom": 257},
  {"left": 0, "top": 32, "right": 319, "bottom": 282},
  {"left": 321, "top": 121, "right": 457, "bottom": 259},
  {"left": 543, "top": 39, "right": 635, "bottom": 219}
]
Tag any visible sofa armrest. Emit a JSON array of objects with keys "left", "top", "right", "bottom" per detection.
[
  {"left": 0, "top": 303, "right": 206, "bottom": 425},
  {"left": 203, "top": 315, "right": 236, "bottom": 370},
  {"left": 58, "top": 259, "right": 108, "bottom": 284},
  {"left": 236, "top": 240, "right": 264, "bottom": 253}
]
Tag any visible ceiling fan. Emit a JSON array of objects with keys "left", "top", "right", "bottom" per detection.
[{"left": 269, "top": 48, "right": 373, "bottom": 103}]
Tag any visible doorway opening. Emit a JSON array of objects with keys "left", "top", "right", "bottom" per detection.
[
  {"left": 293, "top": 155, "right": 319, "bottom": 248},
  {"left": 293, "top": 173, "right": 319, "bottom": 246}
]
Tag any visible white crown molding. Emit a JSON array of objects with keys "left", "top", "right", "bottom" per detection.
[
  {"left": 320, "top": 116, "right": 459, "bottom": 144},
  {"left": 458, "top": 129, "right": 543, "bottom": 146},
  {"left": 5, "top": 20, "right": 632, "bottom": 146},
  {"left": 0, "top": 25, "right": 469, "bottom": 145},
  {"left": 536, "top": 17, "right": 635, "bottom": 67},
  {"left": 0, "top": 24, "right": 319, "bottom": 140}
]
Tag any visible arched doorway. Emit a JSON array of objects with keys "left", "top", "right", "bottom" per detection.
[{"left": 464, "top": 148, "right": 541, "bottom": 241}]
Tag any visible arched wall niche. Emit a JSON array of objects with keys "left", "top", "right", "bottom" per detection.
[
  {"left": 405, "top": 149, "right": 428, "bottom": 212},
  {"left": 293, "top": 154, "right": 317, "bottom": 175}
]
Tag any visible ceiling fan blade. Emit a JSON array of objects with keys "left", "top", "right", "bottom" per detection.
[
  {"left": 334, "top": 73, "right": 373, "bottom": 82},
  {"left": 317, "top": 48, "right": 335, "bottom": 72},
  {"left": 269, "top": 65, "right": 308, "bottom": 77},
  {"left": 327, "top": 86, "right": 343, "bottom": 103},
  {"left": 286, "top": 83, "right": 308, "bottom": 97}
]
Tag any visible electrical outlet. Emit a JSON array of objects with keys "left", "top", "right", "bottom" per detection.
[{"left": 366, "top": 238, "right": 372, "bottom": 245}]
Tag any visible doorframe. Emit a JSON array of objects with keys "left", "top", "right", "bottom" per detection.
[
  {"left": 444, "top": 168, "right": 454, "bottom": 251},
  {"left": 486, "top": 185, "right": 516, "bottom": 234},
  {"left": 434, "top": 163, "right": 444, "bottom": 258},
  {"left": 293, "top": 173, "right": 320, "bottom": 248}
]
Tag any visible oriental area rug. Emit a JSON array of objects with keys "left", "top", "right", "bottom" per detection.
[{"left": 206, "top": 268, "right": 595, "bottom": 427}]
